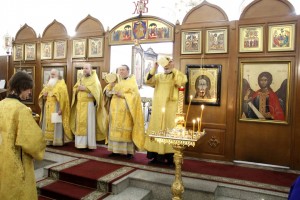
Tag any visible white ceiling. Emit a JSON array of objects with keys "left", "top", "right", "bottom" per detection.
[{"left": 1, "top": 0, "right": 299, "bottom": 55}]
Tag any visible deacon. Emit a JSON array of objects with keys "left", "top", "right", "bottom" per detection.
[
  {"left": 0, "top": 71, "right": 46, "bottom": 199},
  {"left": 144, "top": 57, "right": 187, "bottom": 166},
  {"left": 70, "top": 63, "right": 108, "bottom": 150},
  {"left": 104, "top": 65, "right": 145, "bottom": 159},
  {"left": 38, "top": 68, "right": 72, "bottom": 146}
]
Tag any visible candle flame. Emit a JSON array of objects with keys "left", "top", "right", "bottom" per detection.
[{"left": 201, "top": 105, "right": 204, "bottom": 110}]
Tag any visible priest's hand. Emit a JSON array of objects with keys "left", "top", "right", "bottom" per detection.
[
  {"left": 116, "top": 91, "right": 124, "bottom": 98},
  {"left": 109, "top": 82, "right": 116, "bottom": 87},
  {"left": 58, "top": 110, "right": 62, "bottom": 115},
  {"left": 78, "top": 85, "right": 86, "bottom": 91},
  {"left": 43, "top": 92, "right": 48, "bottom": 98}
]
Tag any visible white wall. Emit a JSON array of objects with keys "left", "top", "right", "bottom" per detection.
[{"left": 1, "top": 0, "right": 299, "bottom": 55}]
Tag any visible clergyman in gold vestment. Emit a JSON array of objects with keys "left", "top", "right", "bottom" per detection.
[
  {"left": 0, "top": 72, "right": 46, "bottom": 200},
  {"left": 70, "top": 63, "right": 108, "bottom": 150},
  {"left": 144, "top": 57, "right": 187, "bottom": 166},
  {"left": 104, "top": 65, "right": 144, "bottom": 158},
  {"left": 38, "top": 68, "right": 72, "bottom": 146}
]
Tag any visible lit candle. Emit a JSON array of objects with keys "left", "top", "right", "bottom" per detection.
[
  {"left": 185, "top": 95, "right": 193, "bottom": 128},
  {"left": 197, "top": 117, "right": 200, "bottom": 132},
  {"left": 192, "top": 119, "right": 196, "bottom": 134},
  {"left": 199, "top": 105, "right": 204, "bottom": 132},
  {"left": 161, "top": 107, "right": 165, "bottom": 130}
]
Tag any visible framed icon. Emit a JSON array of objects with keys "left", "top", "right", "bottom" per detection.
[
  {"left": 88, "top": 37, "right": 104, "bottom": 58},
  {"left": 132, "top": 45, "right": 144, "bottom": 89},
  {"left": 54, "top": 40, "right": 67, "bottom": 59},
  {"left": 13, "top": 44, "right": 24, "bottom": 61},
  {"left": 239, "top": 60, "right": 290, "bottom": 123},
  {"left": 72, "top": 39, "right": 86, "bottom": 58},
  {"left": 268, "top": 23, "right": 295, "bottom": 52},
  {"left": 185, "top": 64, "right": 222, "bottom": 106},
  {"left": 239, "top": 25, "right": 264, "bottom": 52},
  {"left": 181, "top": 30, "right": 202, "bottom": 54},
  {"left": 205, "top": 28, "right": 228, "bottom": 54},
  {"left": 24, "top": 43, "right": 36, "bottom": 61},
  {"left": 41, "top": 42, "right": 52, "bottom": 60}
]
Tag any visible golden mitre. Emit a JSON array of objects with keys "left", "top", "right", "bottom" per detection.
[
  {"left": 157, "top": 56, "right": 171, "bottom": 67},
  {"left": 104, "top": 73, "right": 118, "bottom": 83}
]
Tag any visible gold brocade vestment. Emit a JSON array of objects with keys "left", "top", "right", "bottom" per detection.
[
  {"left": 0, "top": 98, "right": 46, "bottom": 200},
  {"left": 144, "top": 68, "right": 187, "bottom": 154},
  {"left": 70, "top": 71, "right": 108, "bottom": 141},
  {"left": 104, "top": 75, "right": 145, "bottom": 150},
  {"left": 38, "top": 79, "right": 72, "bottom": 143}
]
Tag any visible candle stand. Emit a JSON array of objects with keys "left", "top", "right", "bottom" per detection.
[
  {"left": 149, "top": 129, "right": 205, "bottom": 200},
  {"left": 149, "top": 87, "right": 205, "bottom": 200}
]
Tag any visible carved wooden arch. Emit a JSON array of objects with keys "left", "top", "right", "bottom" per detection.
[
  {"left": 14, "top": 24, "right": 37, "bottom": 42},
  {"left": 41, "top": 20, "right": 68, "bottom": 40},
  {"left": 240, "top": 0, "right": 296, "bottom": 20},
  {"left": 74, "top": 14, "right": 105, "bottom": 37},
  {"left": 109, "top": 15, "right": 175, "bottom": 45},
  {"left": 182, "top": 0, "right": 228, "bottom": 24}
]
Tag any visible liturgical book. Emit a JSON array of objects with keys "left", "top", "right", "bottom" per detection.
[{"left": 51, "top": 113, "right": 62, "bottom": 123}]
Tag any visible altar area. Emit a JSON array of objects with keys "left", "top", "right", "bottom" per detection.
[{"left": 35, "top": 143, "right": 298, "bottom": 200}]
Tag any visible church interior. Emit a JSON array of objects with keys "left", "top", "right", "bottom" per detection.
[{"left": 1, "top": 0, "right": 300, "bottom": 199}]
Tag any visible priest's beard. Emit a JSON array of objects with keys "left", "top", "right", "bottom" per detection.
[
  {"left": 47, "top": 78, "right": 58, "bottom": 87},
  {"left": 164, "top": 68, "right": 172, "bottom": 74},
  {"left": 84, "top": 72, "right": 91, "bottom": 77}
]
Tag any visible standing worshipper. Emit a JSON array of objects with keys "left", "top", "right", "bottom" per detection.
[
  {"left": 0, "top": 71, "right": 46, "bottom": 200},
  {"left": 38, "top": 68, "right": 72, "bottom": 146},
  {"left": 103, "top": 65, "right": 145, "bottom": 159},
  {"left": 144, "top": 57, "right": 187, "bottom": 166},
  {"left": 70, "top": 63, "right": 108, "bottom": 150}
]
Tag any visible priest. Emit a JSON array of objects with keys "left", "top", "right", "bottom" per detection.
[
  {"left": 38, "top": 68, "right": 72, "bottom": 146},
  {"left": 144, "top": 57, "right": 187, "bottom": 166},
  {"left": 70, "top": 63, "right": 108, "bottom": 150},
  {"left": 104, "top": 65, "right": 145, "bottom": 159}
]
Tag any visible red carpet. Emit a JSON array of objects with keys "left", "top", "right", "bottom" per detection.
[
  {"left": 181, "top": 159, "right": 298, "bottom": 188},
  {"left": 38, "top": 157, "right": 135, "bottom": 199},
  {"left": 41, "top": 180, "right": 95, "bottom": 199},
  {"left": 38, "top": 195, "right": 54, "bottom": 200},
  {"left": 47, "top": 142, "right": 300, "bottom": 190},
  {"left": 59, "top": 160, "right": 128, "bottom": 188}
]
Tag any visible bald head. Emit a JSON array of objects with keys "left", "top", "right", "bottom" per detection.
[{"left": 83, "top": 63, "right": 92, "bottom": 77}]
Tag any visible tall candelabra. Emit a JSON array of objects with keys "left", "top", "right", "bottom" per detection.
[{"left": 149, "top": 87, "right": 205, "bottom": 200}]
